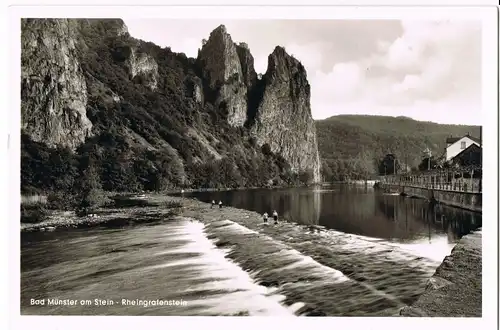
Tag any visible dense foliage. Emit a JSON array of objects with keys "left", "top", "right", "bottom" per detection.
[
  {"left": 21, "top": 19, "right": 482, "bottom": 201},
  {"left": 316, "top": 115, "right": 481, "bottom": 181},
  {"left": 21, "top": 19, "right": 313, "bottom": 200}
]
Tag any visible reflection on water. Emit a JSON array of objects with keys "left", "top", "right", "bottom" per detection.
[
  {"left": 21, "top": 185, "right": 482, "bottom": 316},
  {"left": 193, "top": 187, "right": 323, "bottom": 225},
  {"left": 182, "top": 185, "right": 481, "bottom": 255}
]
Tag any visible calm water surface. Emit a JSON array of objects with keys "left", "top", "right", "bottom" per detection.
[
  {"left": 183, "top": 185, "right": 481, "bottom": 260},
  {"left": 21, "top": 185, "right": 481, "bottom": 316}
]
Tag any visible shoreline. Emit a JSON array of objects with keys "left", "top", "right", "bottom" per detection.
[
  {"left": 20, "top": 184, "right": 369, "bottom": 232},
  {"left": 399, "top": 229, "right": 482, "bottom": 317},
  {"left": 20, "top": 196, "right": 183, "bottom": 232},
  {"left": 21, "top": 194, "right": 481, "bottom": 316},
  {"left": 375, "top": 185, "right": 482, "bottom": 214},
  {"left": 21, "top": 182, "right": 372, "bottom": 203},
  {"left": 20, "top": 194, "right": 419, "bottom": 316},
  {"left": 404, "top": 192, "right": 482, "bottom": 214}
]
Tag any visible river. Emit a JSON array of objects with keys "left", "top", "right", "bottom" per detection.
[{"left": 21, "top": 185, "right": 481, "bottom": 316}]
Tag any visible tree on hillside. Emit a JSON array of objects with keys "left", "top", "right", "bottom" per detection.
[
  {"left": 315, "top": 115, "right": 481, "bottom": 179},
  {"left": 157, "top": 151, "right": 185, "bottom": 189},
  {"left": 101, "top": 157, "right": 138, "bottom": 192},
  {"left": 186, "top": 160, "right": 219, "bottom": 188},
  {"left": 298, "top": 169, "right": 313, "bottom": 185},
  {"left": 327, "top": 159, "right": 347, "bottom": 181},
  {"left": 21, "top": 20, "right": 345, "bottom": 195},
  {"left": 48, "top": 147, "right": 79, "bottom": 192},
  {"left": 218, "top": 157, "right": 243, "bottom": 188},
  {"left": 353, "top": 149, "right": 377, "bottom": 180},
  {"left": 328, "top": 161, "right": 339, "bottom": 181},
  {"left": 378, "top": 154, "right": 400, "bottom": 175},
  {"left": 418, "top": 156, "right": 440, "bottom": 171},
  {"left": 397, "top": 157, "right": 413, "bottom": 173},
  {"left": 75, "top": 155, "right": 105, "bottom": 214},
  {"left": 320, "top": 160, "right": 333, "bottom": 182}
]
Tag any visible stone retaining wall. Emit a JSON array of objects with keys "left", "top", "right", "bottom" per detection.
[{"left": 381, "top": 184, "right": 482, "bottom": 213}]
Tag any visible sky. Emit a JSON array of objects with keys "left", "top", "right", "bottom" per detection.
[{"left": 123, "top": 19, "right": 482, "bottom": 125}]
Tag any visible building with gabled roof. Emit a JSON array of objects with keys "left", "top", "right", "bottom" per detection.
[{"left": 445, "top": 133, "right": 481, "bottom": 161}]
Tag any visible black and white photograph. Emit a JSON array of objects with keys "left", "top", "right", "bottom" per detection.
[{"left": 5, "top": 2, "right": 499, "bottom": 329}]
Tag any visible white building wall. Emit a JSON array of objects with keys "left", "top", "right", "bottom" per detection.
[{"left": 446, "top": 136, "right": 479, "bottom": 161}]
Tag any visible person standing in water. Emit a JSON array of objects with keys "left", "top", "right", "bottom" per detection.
[
  {"left": 263, "top": 212, "right": 269, "bottom": 224},
  {"left": 272, "top": 210, "right": 278, "bottom": 224},
  {"left": 218, "top": 200, "right": 223, "bottom": 209},
  {"left": 211, "top": 200, "right": 216, "bottom": 209}
]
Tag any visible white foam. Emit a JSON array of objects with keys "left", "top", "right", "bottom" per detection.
[
  {"left": 221, "top": 221, "right": 260, "bottom": 235},
  {"left": 149, "top": 218, "right": 295, "bottom": 316},
  {"left": 385, "top": 236, "right": 455, "bottom": 263},
  {"left": 272, "top": 248, "right": 349, "bottom": 284},
  {"left": 208, "top": 219, "right": 352, "bottom": 285},
  {"left": 188, "top": 291, "right": 293, "bottom": 316},
  {"left": 203, "top": 217, "right": 437, "bottom": 309},
  {"left": 288, "top": 302, "right": 306, "bottom": 314},
  {"left": 311, "top": 227, "right": 441, "bottom": 264}
]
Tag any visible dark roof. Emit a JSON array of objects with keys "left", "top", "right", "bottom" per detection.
[
  {"left": 450, "top": 143, "right": 482, "bottom": 161},
  {"left": 446, "top": 134, "right": 481, "bottom": 145},
  {"left": 467, "top": 135, "right": 481, "bottom": 144}
]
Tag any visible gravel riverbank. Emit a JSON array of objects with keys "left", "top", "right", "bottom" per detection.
[
  {"left": 399, "top": 230, "right": 482, "bottom": 317},
  {"left": 21, "top": 193, "right": 479, "bottom": 317},
  {"left": 20, "top": 195, "right": 182, "bottom": 232}
]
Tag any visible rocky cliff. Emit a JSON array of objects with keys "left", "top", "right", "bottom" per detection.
[
  {"left": 21, "top": 18, "right": 93, "bottom": 150},
  {"left": 21, "top": 19, "right": 322, "bottom": 195},
  {"left": 197, "top": 25, "right": 249, "bottom": 127},
  {"left": 127, "top": 47, "right": 159, "bottom": 91},
  {"left": 251, "top": 47, "right": 321, "bottom": 182},
  {"left": 235, "top": 42, "right": 258, "bottom": 96},
  {"left": 196, "top": 30, "right": 321, "bottom": 182}
]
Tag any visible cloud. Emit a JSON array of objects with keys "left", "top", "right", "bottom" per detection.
[
  {"left": 311, "top": 62, "right": 364, "bottom": 103},
  {"left": 312, "top": 94, "right": 479, "bottom": 125},
  {"left": 384, "top": 21, "right": 481, "bottom": 100},
  {"left": 309, "top": 20, "right": 481, "bottom": 124},
  {"left": 285, "top": 42, "right": 323, "bottom": 71}
]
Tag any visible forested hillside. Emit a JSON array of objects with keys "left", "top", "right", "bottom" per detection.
[
  {"left": 315, "top": 115, "right": 481, "bottom": 181},
  {"left": 21, "top": 19, "right": 320, "bottom": 205},
  {"left": 21, "top": 18, "right": 482, "bottom": 210}
]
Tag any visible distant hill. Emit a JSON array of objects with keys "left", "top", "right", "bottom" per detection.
[{"left": 315, "top": 115, "right": 481, "bottom": 181}]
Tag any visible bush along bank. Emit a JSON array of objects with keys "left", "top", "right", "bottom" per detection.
[{"left": 20, "top": 188, "right": 186, "bottom": 232}]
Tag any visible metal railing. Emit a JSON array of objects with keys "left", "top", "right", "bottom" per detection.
[{"left": 380, "top": 176, "right": 482, "bottom": 193}]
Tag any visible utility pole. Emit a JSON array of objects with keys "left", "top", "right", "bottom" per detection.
[
  {"left": 423, "top": 147, "right": 432, "bottom": 171},
  {"left": 405, "top": 154, "right": 408, "bottom": 173}
]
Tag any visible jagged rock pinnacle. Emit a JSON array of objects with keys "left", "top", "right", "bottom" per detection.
[
  {"left": 251, "top": 44, "right": 320, "bottom": 182},
  {"left": 212, "top": 24, "right": 227, "bottom": 34},
  {"left": 197, "top": 24, "right": 248, "bottom": 127}
]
